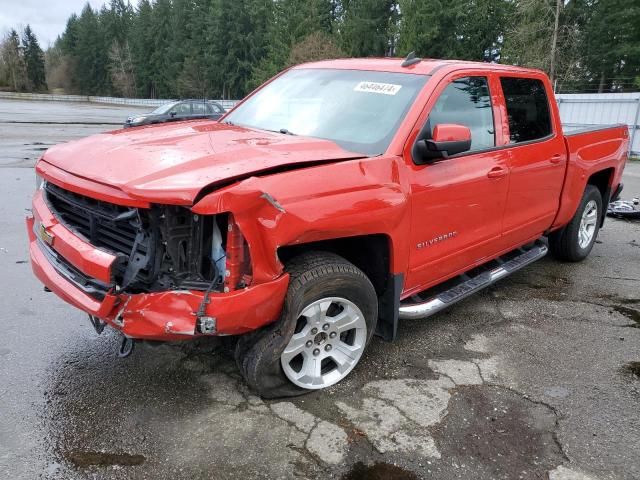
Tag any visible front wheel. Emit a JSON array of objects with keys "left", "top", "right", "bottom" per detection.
[
  {"left": 235, "top": 251, "right": 378, "bottom": 398},
  {"left": 549, "top": 185, "right": 603, "bottom": 262}
]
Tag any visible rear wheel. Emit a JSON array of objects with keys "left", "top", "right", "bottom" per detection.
[
  {"left": 549, "top": 185, "right": 602, "bottom": 262},
  {"left": 235, "top": 251, "right": 377, "bottom": 398}
]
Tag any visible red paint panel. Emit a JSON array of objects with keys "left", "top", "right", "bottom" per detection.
[
  {"left": 103, "top": 274, "right": 289, "bottom": 340},
  {"left": 37, "top": 160, "right": 150, "bottom": 208},
  {"left": 553, "top": 126, "right": 628, "bottom": 228},
  {"left": 32, "top": 190, "right": 116, "bottom": 284},
  {"left": 40, "top": 122, "right": 362, "bottom": 205},
  {"left": 28, "top": 212, "right": 289, "bottom": 340},
  {"left": 27, "top": 215, "right": 118, "bottom": 317},
  {"left": 191, "top": 155, "right": 411, "bottom": 282}
]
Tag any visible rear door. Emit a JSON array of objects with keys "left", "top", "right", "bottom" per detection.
[
  {"left": 192, "top": 101, "right": 208, "bottom": 119},
  {"left": 170, "top": 102, "right": 192, "bottom": 121},
  {"left": 497, "top": 75, "right": 566, "bottom": 246},
  {"left": 404, "top": 72, "right": 511, "bottom": 294}
]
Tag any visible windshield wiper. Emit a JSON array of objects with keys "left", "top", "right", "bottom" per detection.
[{"left": 279, "top": 128, "right": 295, "bottom": 135}]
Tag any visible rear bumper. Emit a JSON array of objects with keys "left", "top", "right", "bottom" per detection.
[{"left": 27, "top": 193, "right": 289, "bottom": 341}]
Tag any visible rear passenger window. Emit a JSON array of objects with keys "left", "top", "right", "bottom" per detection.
[
  {"left": 192, "top": 102, "right": 207, "bottom": 114},
  {"left": 208, "top": 103, "right": 223, "bottom": 114},
  {"left": 500, "top": 77, "right": 552, "bottom": 143},
  {"left": 428, "top": 76, "right": 495, "bottom": 152}
]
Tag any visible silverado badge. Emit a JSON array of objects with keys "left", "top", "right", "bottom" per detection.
[{"left": 417, "top": 231, "right": 458, "bottom": 249}]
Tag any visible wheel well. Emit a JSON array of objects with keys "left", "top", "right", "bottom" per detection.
[
  {"left": 587, "top": 168, "right": 614, "bottom": 227},
  {"left": 278, "top": 235, "right": 391, "bottom": 296},
  {"left": 587, "top": 168, "right": 614, "bottom": 201}
]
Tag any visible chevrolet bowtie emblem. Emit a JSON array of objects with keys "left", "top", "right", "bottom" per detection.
[{"left": 37, "top": 222, "right": 54, "bottom": 246}]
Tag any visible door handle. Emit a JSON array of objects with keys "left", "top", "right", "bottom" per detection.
[
  {"left": 550, "top": 154, "right": 563, "bottom": 164},
  {"left": 487, "top": 167, "right": 508, "bottom": 178}
]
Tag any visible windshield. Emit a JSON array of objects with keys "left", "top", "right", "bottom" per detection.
[
  {"left": 151, "top": 102, "right": 179, "bottom": 115},
  {"left": 224, "top": 69, "right": 429, "bottom": 156}
]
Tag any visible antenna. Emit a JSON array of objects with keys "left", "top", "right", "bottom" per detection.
[{"left": 401, "top": 51, "right": 422, "bottom": 68}]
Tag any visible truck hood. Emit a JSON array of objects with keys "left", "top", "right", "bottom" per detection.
[{"left": 41, "top": 120, "right": 363, "bottom": 205}]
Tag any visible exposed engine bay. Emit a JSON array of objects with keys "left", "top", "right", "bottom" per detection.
[{"left": 43, "top": 181, "right": 251, "bottom": 296}]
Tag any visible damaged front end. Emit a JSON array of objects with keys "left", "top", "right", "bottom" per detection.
[
  {"left": 45, "top": 182, "right": 251, "bottom": 295},
  {"left": 32, "top": 181, "right": 288, "bottom": 341}
]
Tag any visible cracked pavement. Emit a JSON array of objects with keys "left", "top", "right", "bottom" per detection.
[{"left": 1, "top": 101, "right": 640, "bottom": 479}]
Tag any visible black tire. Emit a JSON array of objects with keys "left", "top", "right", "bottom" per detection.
[
  {"left": 235, "top": 251, "right": 378, "bottom": 398},
  {"left": 549, "top": 185, "right": 603, "bottom": 262}
]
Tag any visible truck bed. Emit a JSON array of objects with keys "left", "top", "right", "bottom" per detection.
[{"left": 552, "top": 124, "right": 629, "bottom": 229}]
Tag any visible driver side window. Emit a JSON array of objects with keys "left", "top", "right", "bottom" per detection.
[{"left": 428, "top": 76, "right": 495, "bottom": 152}]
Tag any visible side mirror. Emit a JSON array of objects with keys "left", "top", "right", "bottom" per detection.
[
  {"left": 413, "top": 123, "right": 472, "bottom": 164},
  {"left": 170, "top": 111, "right": 177, "bottom": 117}
]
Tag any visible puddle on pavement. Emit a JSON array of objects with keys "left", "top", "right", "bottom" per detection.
[
  {"left": 65, "top": 450, "right": 145, "bottom": 468},
  {"left": 613, "top": 305, "right": 640, "bottom": 327},
  {"left": 342, "top": 462, "right": 419, "bottom": 480},
  {"left": 621, "top": 362, "right": 640, "bottom": 379},
  {"left": 43, "top": 334, "right": 222, "bottom": 474}
]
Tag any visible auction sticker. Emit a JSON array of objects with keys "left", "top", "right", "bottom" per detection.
[{"left": 354, "top": 82, "right": 402, "bottom": 95}]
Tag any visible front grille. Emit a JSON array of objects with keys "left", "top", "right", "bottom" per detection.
[
  {"left": 44, "top": 182, "right": 156, "bottom": 287},
  {"left": 43, "top": 182, "right": 219, "bottom": 293},
  {"left": 44, "top": 182, "right": 143, "bottom": 257}
]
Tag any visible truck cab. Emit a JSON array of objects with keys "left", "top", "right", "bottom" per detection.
[{"left": 27, "top": 57, "right": 629, "bottom": 397}]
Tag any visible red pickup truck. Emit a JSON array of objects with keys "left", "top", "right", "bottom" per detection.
[{"left": 28, "top": 58, "right": 628, "bottom": 397}]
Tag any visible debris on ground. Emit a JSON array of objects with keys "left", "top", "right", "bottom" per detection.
[{"left": 608, "top": 198, "right": 640, "bottom": 219}]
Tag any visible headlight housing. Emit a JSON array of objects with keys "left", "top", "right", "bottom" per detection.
[{"left": 35, "top": 174, "right": 45, "bottom": 191}]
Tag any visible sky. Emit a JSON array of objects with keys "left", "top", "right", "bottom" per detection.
[{"left": 0, "top": 0, "right": 138, "bottom": 48}]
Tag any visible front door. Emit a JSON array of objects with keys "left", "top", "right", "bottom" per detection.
[{"left": 404, "top": 74, "right": 510, "bottom": 295}]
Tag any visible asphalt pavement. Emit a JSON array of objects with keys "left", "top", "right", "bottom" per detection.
[
  {"left": 0, "top": 99, "right": 148, "bottom": 168},
  {"left": 0, "top": 99, "right": 639, "bottom": 480}
]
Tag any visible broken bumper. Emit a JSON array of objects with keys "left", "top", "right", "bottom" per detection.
[{"left": 27, "top": 191, "right": 289, "bottom": 341}]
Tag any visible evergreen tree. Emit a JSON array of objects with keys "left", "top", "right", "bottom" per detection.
[
  {"left": 397, "top": 0, "right": 453, "bottom": 58},
  {"left": 102, "top": 0, "right": 134, "bottom": 46},
  {"left": 1, "top": 29, "right": 27, "bottom": 91},
  {"left": 22, "top": 25, "right": 48, "bottom": 91},
  {"left": 249, "top": 0, "right": 339, "bottom": 89},
  {"left": 207, "top": 0, "right": 271, "bottom": 98},
  {"left": 149, "top": 0, "right": 177, "bottom": 98},
  {"left": 177, "top": 0, "right": 217, "bottom": 98},
  {"left": 340, "top": 0, "right": 397, "bottom": 57},
  {"left": 32, "top": 0, "right": 640, "bottom": 98},
  {"left": 451, "top": 0, "right": 513, "bottom": 62},
  {"left": 397, "top": 0, "right": 511, "bottom": 61},
  {"left": 580, "top": 0, "right": 640, "bottom": 92},
  {"left": 72, "top": 4, "right": 111, "bottom": 94},
  {"left": 130, "top": 0, "right": 156, "bottom": 97}
]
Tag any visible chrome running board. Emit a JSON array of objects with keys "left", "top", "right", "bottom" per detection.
[{"left": 398, "top": 241, "right": 548, "bottom": 320}]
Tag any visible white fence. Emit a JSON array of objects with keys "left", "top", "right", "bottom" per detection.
[
  {"left": 557, "top": 92, "right": 640, "bottom": 156},
  {"left": 0, "top": 91, "right": 239, "bottom": 111}
]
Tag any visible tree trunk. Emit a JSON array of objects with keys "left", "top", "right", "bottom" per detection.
[
  {"left": 549, "top": 0, "right": 562, "bottom": 83},
  {"left": 11, "top": 67, "right": 18, "bottom": 92},
  {"left": 598, "top": 71, "right": 605, "bottom": 93}
]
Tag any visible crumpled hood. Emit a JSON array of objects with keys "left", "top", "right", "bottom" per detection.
[{"left": 41, "top": 120, "right": 362, "bottom": 205}]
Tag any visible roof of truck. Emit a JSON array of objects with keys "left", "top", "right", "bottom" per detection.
[{"left": 294, "top": 57, "right": 545, "bottom": 76}]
